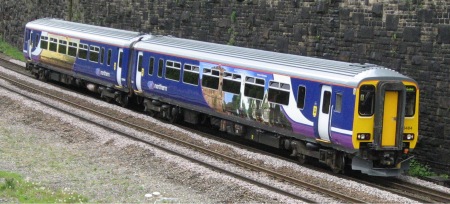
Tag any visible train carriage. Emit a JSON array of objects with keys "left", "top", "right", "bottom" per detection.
[
  {"left": 23, "top": 18, "right": 148, "bottom": 105},
  {"left": 131, "top": 36, "right": 419, "bottom": 176},
  {"left": 23, "top": 18, "right": 419, "bottom": 176}
]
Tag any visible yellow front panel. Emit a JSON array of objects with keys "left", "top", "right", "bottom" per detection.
[
  {"left": 382, "top": 91, "right": 398, "bottom": 147},
  {"left": 352, "top": 81, "right": 419, "bottom": 150}
]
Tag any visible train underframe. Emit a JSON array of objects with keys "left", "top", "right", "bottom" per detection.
[
  {"left": 26, "top": 62, "right": 411, "bottom": 176},
  {"left": 141, "top": 96, "right": 412, "bottom": 176}
]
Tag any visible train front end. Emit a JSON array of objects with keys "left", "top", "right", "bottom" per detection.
[{"left": 351, "top": 78, "right": 419, "bottom": 176}]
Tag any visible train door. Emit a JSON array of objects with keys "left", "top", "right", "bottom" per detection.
[
  {"left": 116, "top": 48, "right": 124, "bottom": 86},
  {"left": 374, "top": 82, "right": 406, "bottom": 149},
  {"left": 27, "top": 30, "right": 33, "bottom": 60},
  {"left": 381, "top": 91, "right": 398, "bottom": 147},
  {"left": 135, "top": 51, "right": 144, "bottom": 92},
  {"left": 318, "top": 85, "right": 332, "bottom": 141}
]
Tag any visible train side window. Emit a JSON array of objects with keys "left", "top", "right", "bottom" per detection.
[
  {"left": 148, "top": 57, "right": 155, "bottom": 75},
  {"left": 118, "top": 51, "right": 123, "bottom": 67},
  {"left": 34, "top": 35, "right": 39, "bottom": 48},
  {"left": 137, "top": 55, "right": 144, "bottom": 72},
  {"left": 322, "top": 91, "right": 331, "bottom": 114},
  {"left": 68, "top": 42, "right": 77, "bottom": 57},
  {"left": 78, "top": 44, "right": 88, "bottom": 60},
  {"left": 202, "top": 68, "right": 219, "bottom": 89},
  {"left": 268, "top": 81, "right": 290, "bottom": 105},
  {"left": 183, "top": 64, "right": 199, "bottom": 85},
  {"left": 405, "top": 86, "right": 416, "bottom": 117},
  {"left": 107, "top": 49, "right": 112, "bottom": 66},
  {"left": 49, "top": 38, "right": 57, "bottom": 52},
  {"left": 335, "top": 93, "right": 342, "bottom": 113},
  {"left": 359, "top": 85, "right": 375, "bottom": 116},
  {"left": 297, "top": 86, "right": 306, "bottom": 109},
  {"left": 100, "top": 48, "right": 105, "bottom": 64},
  {"left": 58, "top": 40, "right": 67, "bottom": 54},
  {"left": 89, "top": 46, "right": 100, "bottom": 63},
  {"left": 158, "top": 59, "right": 164, "bottom": 78},
  {"left": 244, "top": 76, "right": 265, "bottom": 100},
  {"left": 165, "top": 60, "right": 181, "bottom": 81},
  {"left": 222, "top": 72, "right": 241, "bottom": 94},
  {"left": 40, "top": 36, "right": 48, "bottom": 49}
]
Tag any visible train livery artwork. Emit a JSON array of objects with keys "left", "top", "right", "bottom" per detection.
[{"left": 23, "top": 18, "right": 419, "bottom": 176}]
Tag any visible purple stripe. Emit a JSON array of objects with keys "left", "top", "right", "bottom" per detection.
[{"left": 331, "top": 131, "right": 353, "bottom": 149}]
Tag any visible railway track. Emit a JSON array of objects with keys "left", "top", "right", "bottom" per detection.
[
  {"left": 0, "top": 59, "right": 364, "bottom": 203},
  {"left": 182, "top": 118, "right": 450, "bottom": 203},
  {"left": 1, "top": 54, "right": 450, "bottom": 203},
  {"left": 359, "top": 177, "right": 450, "bottom": 203}
]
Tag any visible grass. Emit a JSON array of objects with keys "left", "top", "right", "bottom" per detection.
[
  {"left": 0, "top": 171, "right": 88, "bottom": 203},
  {"left": 0, "top": 35, "right": 26, "bottom": 62}
]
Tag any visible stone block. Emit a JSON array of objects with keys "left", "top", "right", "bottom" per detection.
[
  {"left": 403, "top": 27, "right": 421, "bottom": 42},
  {"left": 264, "top": 8, "right": 275, "bottom": 21},
  {"left": 418, "top": 9, "right": 434, "bottom": 23},
  {"left": 339, "top": 8, "right": 350, "bottom": 20},
  {"left": 276, "top": 36, "right": 288, "bottom": 53},
  {"left": 437, "top": 25, "right": 450, "bottom": 44},
  {"left": 421, "top": 42, "right": 433, "bottom": 53},
  {"left": 293, "top": 26, "right": 305, "bottom": 41},
  {"left": 218, "top": 18, "right": 230, "bottom": 28},
  {"left": 316, "top": 0, "right": 328, "bottom": 14},
  {"left": 343, "top": 29, "right": 354, "bottom": 42},
  {"left": 358, "top": 26, "right": 373, "bottom": 39},
  {"left": 272, "top": 21, "right": 280, "bottom": 31},
  {"left": 150, "top": 16, "right": 158, "bottom": 25},
  {"left": 339, "top": 51, "right": 351, "bottom": 62},
  {"left": 300, "top": 7, "right": 311, "bottom": 19},
  {"left": 386, "top": 14, "right": 399, "bottom": 31},
  {"left": 372, "top": 3, "right": 383, "bottom": 18},
  {"left": 352, "top": 12, "right": 364, "bottom": 25},
  {"left": 411, "top": 55, "right": 423, "bottom": 65},
  {"left": 285, "top": 15, "right": 295, "bottom": 27},
  {"left": 181, "top": 11, "right": 190, "bottom": 23}
]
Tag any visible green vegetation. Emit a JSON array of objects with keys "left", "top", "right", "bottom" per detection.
[
  {"left": 407, "top": 159, "right": 449, "bottom": 179},
  {"left": 230, "top": 10, "right": 237, "bottom": 23},
  {"left": 0, "top": 35, "right": 25, "bottom": 62},
  {"left": 0, "top": 171, "right": 88, "bottom": 203}
]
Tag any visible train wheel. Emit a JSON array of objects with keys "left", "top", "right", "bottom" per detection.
[
  {"left": 147, "top": 110, "right": 156, "bottom": 117},
  {"left": 298, "top": 154, "right": 310, "bottom": 165},
  {"left": 120, "top": 95, "right": 129, "bottom": 108},
  {"left": 102, "top": 96, "right": 112, "bottom": 103},
  {"left": 39, "top": 71, "right": 47, "bottom": 82},
  {"left": 168, "top": 107, "right": 180, "bottom": 123},
  {"left": 331, "top": 153, "right": 346, "bottom": 174}
]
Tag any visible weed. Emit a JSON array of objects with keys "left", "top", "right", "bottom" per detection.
[
  {"left": 230, "top": 11, "right": 237, "bottom": 23},
  {"left": 408, "top": 159, "right": 434, "bottom": 177}
]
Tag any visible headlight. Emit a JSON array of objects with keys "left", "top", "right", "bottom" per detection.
[
  {"left": 403, "top": 133, "right": 415, "bottom": 140},
  {"left": 357, "top": 133, "right": 371, "bottom": 140}
]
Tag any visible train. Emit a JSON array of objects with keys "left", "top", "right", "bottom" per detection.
[{"left": 23, "top": 18, "right": 419, "bottom": 176}]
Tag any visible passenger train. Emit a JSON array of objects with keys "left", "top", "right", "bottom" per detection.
[{"left": 23, "top": 18, "right": 419, "bottom": 176}]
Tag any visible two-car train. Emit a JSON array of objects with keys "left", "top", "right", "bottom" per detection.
[{"left": 23, "top": 18, "right": 419, "bottom": 176}]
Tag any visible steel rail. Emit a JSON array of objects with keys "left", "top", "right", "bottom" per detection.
[
  {"left": 0, "top": 73, "right": 318, "bottom": 203},
  {"left": 0, "top": 56, "right": 366, "bottom": 203}
]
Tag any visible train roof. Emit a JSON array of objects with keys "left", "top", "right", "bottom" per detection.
[
  {"left": 135, "top": 36, "right": 415, "bottom": 87},
  {"left": 26, "top": 18, "right": 415, "bottom": 88},
  {"left": 25, "top": 18, "right": 142, "bottom": 47}
]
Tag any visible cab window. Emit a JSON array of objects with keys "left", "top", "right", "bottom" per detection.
[
  {"left": 405, "top": 86, "right": 416, "bottom": 117},
  {"left": 359, "top": 85, "right": 375, "bottom": 116}
]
